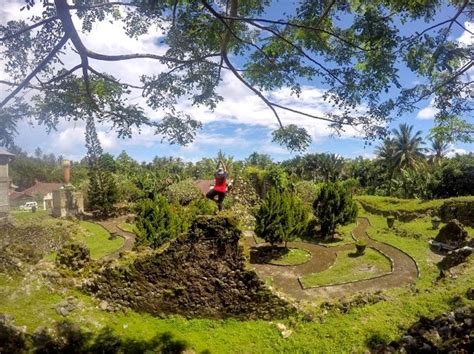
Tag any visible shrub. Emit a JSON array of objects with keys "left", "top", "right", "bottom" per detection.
[
  {"left": 255, "top": 188, "right": 309, "bottom": 247},
  {"left": 313, "top": 182, "right": 358, "bottom": 239},
  {"left": 134, "top": 195, "right": 183, "bottom": 249},
  {"left": 294, "top": 181, "right": 320, "bottom": 205},
  {"left": 166, "top": 179, "right": 203, "bottom": 205},
  {"left": 188, "top": 198, "right": 217, "bottom": 216}
]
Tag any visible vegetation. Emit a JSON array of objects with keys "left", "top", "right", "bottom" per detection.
[
  {"left": 85, "top": 117, "right": 118, "bottom": 216},
  {"left": 255, "top": 188, "right": 309, "bottom": 247},
  {"left": 77, "top": 221, "right": 124, "bottom": 260},
  {"left": 268, "top": 248, "right": 312, "bottom": 266},
  {"left": 300, "top": 248, "right": 392, "bottom": 288},
  {"left": 166, "top": 179, "right": 203, "bottom": 206},
  {"left": 313, "top": 183, "right": 358, "bottom": 239},
  {"left": 134, "top": 196, "right": 183, "bottom": 249}
]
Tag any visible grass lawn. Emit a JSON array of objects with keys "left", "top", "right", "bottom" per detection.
[
  {"left": 1, "top": 209, "right": 473, "bottom": 352},
  {"left": 77, "top": 221, "right": 124, "bottom": 260},
  {"left": 117, "top": 222, "right": 137, "bottom": 234},
  {"left": 11, "top": 209, "right": 49, "bottom": 221},
  {"left": 268, "top": 248, "right": 311, "bottom": 266},
  {"left": 300, "top": 248, "right": 392, "bottom": 288},
  {"left": 355, "top": 195, "right": 474, "bottom": 213}
]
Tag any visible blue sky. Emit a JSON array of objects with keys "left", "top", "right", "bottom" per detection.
[{"left": 1, "top": 0, "right": 473, "bottom": 162}]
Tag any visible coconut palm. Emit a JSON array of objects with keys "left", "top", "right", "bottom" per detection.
[
  {"left": 390, "top": 123, "right": 426, "bottom": 171},
  {"left": 429, "top": 136, "right": 450, "bottom": 165},
  {"left": 375, "top": 138, "right": 396, "bottom": 172}
]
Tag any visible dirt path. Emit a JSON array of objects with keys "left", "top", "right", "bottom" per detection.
[
  {"left": 246, "top": 217, "right": 419, "bottom": 301},
  {"left": 97, "top": 215, "right": 136, "bottom": 261}
]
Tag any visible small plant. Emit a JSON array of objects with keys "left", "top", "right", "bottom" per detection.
[
  {"left": 431, "top": 216, "right": 441, "bottom": 230},
  {"left": 355, "top": 240, "right": 367, "bottom": 255},
  {"left": 386, "top": 216, "right": 395, "bottom": 228}
]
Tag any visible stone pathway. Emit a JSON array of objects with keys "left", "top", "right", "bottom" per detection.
[
  {"left": 97, "top": 215, "right": 136, "bottom": 261},
  {"left": 246, "top": 217, "right": 419, "bottom": 301}
]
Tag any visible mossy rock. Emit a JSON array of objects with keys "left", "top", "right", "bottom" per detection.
[
  {"left": 439, "top": 200, "right": 474, "bottom": 227},
  {"left": 56, "top": 243, "right": 91, "bottom": 271}
]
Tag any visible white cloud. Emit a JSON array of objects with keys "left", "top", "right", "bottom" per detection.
[
  {"left": 457, "top": 21, "right": 473, "bottom": 47},
  {"left": 446, "top": 147, "right": 469, "bottom": 158},
  {"left": 417, "top": 105, "right": 437, "bottom": 120}
]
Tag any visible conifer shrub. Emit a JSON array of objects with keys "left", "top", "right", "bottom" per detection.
[
  {"left": 313, "top": 182, "right": 358, "bottom": 239},
  {"left": 134, "top": 195, "right": 183, "bottom": 249},
  {"left": 255, "top": 188, "right": 309, "bottom": 247}
]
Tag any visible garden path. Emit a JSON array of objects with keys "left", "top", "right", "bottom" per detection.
[
  {"left": 97, "top": 215, "right": 136, "bottom": 261},
  {"left": 246, "top": 217, "right": 419, "bottom": 301}
]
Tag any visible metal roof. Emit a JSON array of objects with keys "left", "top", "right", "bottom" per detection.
[{"left": 0, "top": 148, "right": 14, "bottom": 157}]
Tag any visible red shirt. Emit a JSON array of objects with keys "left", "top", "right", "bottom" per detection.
[{"left": 214, "top": 172, "right": 228, "bottom": 193}]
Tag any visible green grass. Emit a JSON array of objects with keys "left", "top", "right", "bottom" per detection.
[
  {"left": 355, "top": 195, "right": 474, "bottom": 213},
  {"left": 268, "top": 248, "right": 311, "bottom": 266},
  {"left": 11, "top": 209, "right": 49, "bottom": 221},
  {"left": 77, "top": 221, "right": 125, "bottom": 260},
  {"left": 300, "top": 248, "right": 392, "bottom": 288},
  {"left": 118, "top": 222, "right": 138, "bottom": 234},
  {"left": 1, "top": 208, "right": 474, "bottom": 352}
]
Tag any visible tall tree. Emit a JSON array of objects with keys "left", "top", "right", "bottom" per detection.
[
  {"left": 85, "top": 116, "right": 118, "bottom": 216},
  {"left": 429, "top": 136, "right": 450, "bottom": 165},
  {"left": 0, "top": 0, "right": 472, "bottom": 150},
  {"left": 391, "top": 123, "right": 426, "bottom": 171}
]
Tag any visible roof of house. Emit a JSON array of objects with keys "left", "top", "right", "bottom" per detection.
[
  {"left": 8, "top": 191, "right": 25, "bottom": 200},
  {"left": 194, "top": 180, "right": 214, "bottom": 195},
  {"left": 20, "top": 181, "right": 64, "bottom": 197},
  {"left": 0, "top": 148, "right": 14, "bottom": 157}
]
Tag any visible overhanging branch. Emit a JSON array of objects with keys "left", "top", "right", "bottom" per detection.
[{"left": 0, "top": 35, "right": 69, "bottom": 109}]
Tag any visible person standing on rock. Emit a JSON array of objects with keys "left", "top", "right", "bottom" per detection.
[{"left": 206, "top": 159, "right": 230, "bottom": 211}]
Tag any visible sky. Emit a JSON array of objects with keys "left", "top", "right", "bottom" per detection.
[{"left": 0, "top": 0, "right": 473, "bottom": 163}]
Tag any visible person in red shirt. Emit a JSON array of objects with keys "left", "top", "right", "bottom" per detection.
[{"left": 206, "top": 159, "right": 229, "bottom": 211}]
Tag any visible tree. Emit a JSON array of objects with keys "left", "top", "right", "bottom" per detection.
[
  {"left": 255, "top": 188, "right": 309, "bottom": 248},
  {"left": 1, "top": 0, "right": 472, "bottom": 150},
  {"left": 245, "top": 152, "right": 273, "bottom": 169},
  {"left": 391, "top": 123, "right": 426, "bottom": 171},
  {"left": 428, "top": 136, "right": 449, "bottom": 165},
  {"left": 134, "top": 195, "right": 182, "bottom": 249},
  {"left": 313, "top": 182, "right": 358, "bottom": 239},
  {"left": 85, "top": 116, "right": 118, "bottom": 216}
]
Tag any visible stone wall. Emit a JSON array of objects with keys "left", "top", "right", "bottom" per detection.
[{"left": 84, "top": 216, "right": 295, "bottom": 320}]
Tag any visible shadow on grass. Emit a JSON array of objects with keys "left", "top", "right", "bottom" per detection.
[
  {"left": 348, "top": 252, "right": 364, "bottom": 258},
  {"left": 1, "top": 318, "right": 193, "bottom": 354},
  {"left": 249, "top": 246, "right": 289, "bottom": 264}
]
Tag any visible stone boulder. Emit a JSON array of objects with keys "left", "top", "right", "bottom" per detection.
[
  {"left": 439, "top": 200, "right": 474, "bottom": 227},
  {"left": 371, "top": 306, "right": 473, "bottom": 353},
  {"left": 84, "top": 215, "right": 295, "bottom": 320},
  {"left": 434, "top": 219, "right": 469, "bottom": 248},
  {"left": 56, "top": 243, "right": 91, "bottom": 271},
  {"left": 438, "top": 247, "right": 473, "bottom": 271}
]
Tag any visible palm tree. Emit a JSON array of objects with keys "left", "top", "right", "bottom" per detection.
[
  {"left": 429, "top": 136, "right": 449, "bottom": 165},
  {"left": 391, "top": 123, "right": 426, "bottom": 171},
  {"left": 375, "top": 138, "right": 396, "bottom": 173}
]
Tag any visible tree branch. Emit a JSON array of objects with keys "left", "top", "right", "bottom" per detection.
[
  {"left": 201, "top": 0, "right": 277, "bottom": 66},
  {"left": 219, "top": 15, "right": 368, "bottom": 51},
  {"left": 412, "top": 60, "right": 473, "bottom": 104},
  {"left": 0, "top": 16, "right": 58, "bottom": 42},
  {"left": 0, "top": 35, "right": 68, "bottom": 109},
  {"left": 88, "top": 66, "right": 144, "bottom": 89},
  {"left": 86, "top": 50, "right": 221, "bottom": 65},
  {"left": 41, "top": 64, "right": 82, "bottom": 86},
  {"left": 269, "top": 102, "right": 340, "bottom": 124},
  {"left": 223, "top": 52, "right": 283, "bottom": 128},
  {"left": 248, "top": 20, "right": 344, "bottom": 85}
]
